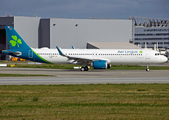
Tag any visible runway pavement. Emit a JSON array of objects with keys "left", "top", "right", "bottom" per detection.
[{"left": 0, "top": 67, "right": 169, "bottom": 85}]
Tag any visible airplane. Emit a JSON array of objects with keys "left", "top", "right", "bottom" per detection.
[{"left": 2, "top": 26, "right": 168, "bottom": 71}]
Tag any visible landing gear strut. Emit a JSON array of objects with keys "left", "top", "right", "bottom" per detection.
[
  {"left": 146, "top": 65, "right": 150, "bottom": 72},
  {"left": 80, "top": 66, "right": 89, "bottom": 71}
]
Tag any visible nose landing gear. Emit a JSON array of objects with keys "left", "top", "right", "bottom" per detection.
[{"left": 146, "top": 65, "right": 150, "bottom": 72}]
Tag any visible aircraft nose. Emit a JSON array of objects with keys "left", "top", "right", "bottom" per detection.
[{"left": 163, "top": 56, "right": 168, "bottom": 63}]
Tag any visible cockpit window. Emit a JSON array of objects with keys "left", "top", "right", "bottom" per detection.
[{"left": 155, "top": 53, "right": 160, "bottom": 56}]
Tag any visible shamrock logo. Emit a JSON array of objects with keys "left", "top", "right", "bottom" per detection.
[
  {"left": 10, "top": 35, "right": 22, "bottom": 47},
  {"left": 139, "top": 51, "right": 142, "bottom": 53}
]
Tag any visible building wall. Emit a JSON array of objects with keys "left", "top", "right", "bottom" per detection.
[
  {"left": 39, "top": 19, "right": 50, "bottom": 48},
  {"left": 14, "top": 16, "right": 40, "bottom": 48},
  {"left": 50, "top": 18, "right": 132, "bottom": 49},
  {"left": 0, "top": 16, "right": 132, "bottom": 50},
  {"left": 134, "top": 27, "right": 169, "bottom": 49}
]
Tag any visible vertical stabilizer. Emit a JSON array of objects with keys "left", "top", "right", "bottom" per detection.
[{"left": 5, "top": 26, "right": 30, "bottom": 50}]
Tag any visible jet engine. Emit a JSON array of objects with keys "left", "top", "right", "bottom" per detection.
[{"left": 92, "top": 60, "right": 110, "bottom": 69}]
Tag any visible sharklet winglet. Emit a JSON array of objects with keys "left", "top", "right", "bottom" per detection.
[{"left": 56, "top": 46, "right": 66, "bottom": 57}]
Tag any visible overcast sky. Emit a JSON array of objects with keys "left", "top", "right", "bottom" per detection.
[{"left": 0, "top": 0, "right": 169, "bottom": 19}]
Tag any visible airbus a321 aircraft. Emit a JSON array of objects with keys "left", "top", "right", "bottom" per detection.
[{"left": 2, "top": 26, "right": 168, "bottom": 71}]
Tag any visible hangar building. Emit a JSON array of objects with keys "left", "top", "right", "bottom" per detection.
[
  {"left": 0, "top": 16, "right": 132, "bottom": 60},
  {"left": 129, "top": 17, "right": 169, "bottom": 49},
  {"left": 40, "top": 17, "right": 132, "bottom": 48}
]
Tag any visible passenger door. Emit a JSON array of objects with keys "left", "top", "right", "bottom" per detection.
[{"left": 145, "top": 50, "right": 150, "bottom": 59}]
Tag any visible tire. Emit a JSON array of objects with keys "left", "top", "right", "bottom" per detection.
[
  {"left": 84, "top": 66, "right": 88, "bottom": 71},
  {"left": 80, "top": 67, "right": 85, "bottom": 71}
]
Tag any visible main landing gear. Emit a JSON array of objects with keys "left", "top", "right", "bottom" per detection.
[
  {"left": 80, "top": 66, "right": 89, "bottom": 71},
  {"left": 146, "top": 65, "right": 150, "bottom": 72}
]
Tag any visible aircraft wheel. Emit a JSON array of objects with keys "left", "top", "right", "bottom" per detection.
[
  {"left": 84, "top": 66, "right": 89, "bottom": 71},
  {"left": 80, "top": 66, "right": 88, "bottom": 71},
  {"left": 146, "top": 65, "right": 150, "bottom": 72},
  {"left": 80, "top": 67, "right": 85, "bottom": 71}
]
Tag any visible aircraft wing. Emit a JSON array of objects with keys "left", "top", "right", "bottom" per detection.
[{"left": 56, "top": 46, "right": 110, "bottom": 65}]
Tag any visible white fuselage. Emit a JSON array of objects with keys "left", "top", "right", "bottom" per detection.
[{"left": 32, "top": 48, "right": 168, "bottom": 65}]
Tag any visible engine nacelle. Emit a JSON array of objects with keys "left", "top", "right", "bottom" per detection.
[{"left": 93, "top": 60, "right": 107, "bottom": 69}]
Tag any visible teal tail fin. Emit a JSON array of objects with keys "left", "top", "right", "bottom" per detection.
[
  {"left": 5, "top": 26, "right": 30, "bottom": 50},
  {"left": 4, "top": 26, "right": 52, "bottom": 64}
]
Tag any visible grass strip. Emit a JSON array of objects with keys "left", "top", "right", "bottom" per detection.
[
  {"left": 6, "top": 63, "right": 169, "bottom": 70},
  {"left": 110, "top": 65, "right": 169, "bottom": 70},
  {"left": 0, "top": 84, "right": 169, "bottom": 119},
  {"left": 0, "top": 73, "right": 52, "bottom": 77},
  {"left": 7, "top": 63, "right": 80, "bottom": 69}
]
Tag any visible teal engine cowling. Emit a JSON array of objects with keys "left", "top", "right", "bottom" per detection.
[{"left": 93, "top": 60, "right": 111, "bottom": 69}]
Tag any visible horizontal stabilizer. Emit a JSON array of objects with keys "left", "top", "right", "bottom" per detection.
[{"left": 2, "top": 50, "right": 21, "bottom": 56}]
